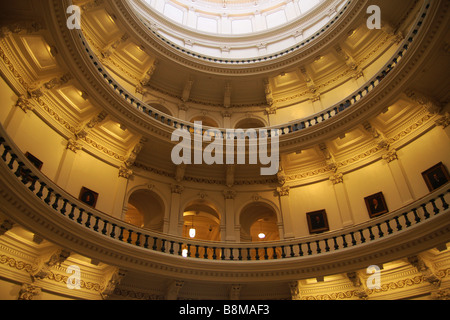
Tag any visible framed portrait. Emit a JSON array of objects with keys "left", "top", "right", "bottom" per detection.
[
  {"left": 364, "top": 192, "right": 389, "bottom": 218},
  {"left": 79, "top": 187, "right": 99, "bottom": 208},
  {"left": 421, "top": 162, "right": 449, "bottom": 191},
  {"left": 20, "top": 152, "right": 43, "bottom": 182},
  {"left": 306, "top": 210, "right": 329, "bottom": 234},
  {"left": 25, "top": 152, "right": 43, "bottom": 170}
]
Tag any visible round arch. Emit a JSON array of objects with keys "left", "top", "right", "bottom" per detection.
[
  {"left": 189, "top": 114, "right": 221, "bottom": 128},
  {"left": 125, "top": 188, "right": 166, "bottom": 232},
  {"left": 180, "top": 197, "right": 222, "bottom": 241},
  {"left": 234, "top": 117, "right": 266, "bottom": 129},
  {"left": 146, "top": 102, "right": 174, "bottom": 117},
  {"left": 238, "top": 200, "right": 281, "bottom": 242}
]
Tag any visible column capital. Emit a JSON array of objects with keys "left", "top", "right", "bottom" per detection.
[
  {"left": 66, "top": 139, "right": 83, "bottom": 153},
  {"left": 171, "top": 184, "right": 184, "bottom": 194},
  {"left": 18, "top": 284, "right": 41, "bottom": 300},
  {"left": 223, "top": 189, "right": 236, "bottom": 200},
  {"left": 435, "top": 113, "right": 450, "bottom": 129},
  {"left": 118, "top": 166, "right": 133, "bottom": 179},
  {"left": 382, "top": 149, "right": 398, "bottom": 163},
  {"left": 276, "top": 186, "right": 290, "bottom": 197},
  {"left": 329, "top": 172, "right": 344, "bottom": 185},
  {"left": 15, "top": 95, "right": 34, "bottom": 113}
]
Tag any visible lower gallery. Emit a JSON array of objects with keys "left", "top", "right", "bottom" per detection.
[{"left": 0, "top": 0, "right": 449, "bottom": 301}]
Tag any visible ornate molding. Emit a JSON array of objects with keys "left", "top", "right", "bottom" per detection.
[
  {"left": 66, "top": 139, "right": 83, "bottom": 153},
  {"left": 170, "top": 184, "right": 184, "bottom": 194},
  {"left": 330, "top": 172, "right": 344, "bottom": 185},
  {"left": 18, "top": 284, "right": 41, "bottom": 300},
  {"left": 223, "top": 189, "right": 236, "bottom": 200},
  {"left": 382, "top": 149, "right": 398, "bottom": 163},
  {"left": 276, "top": 186, "right": 290, "bottom": 197}
]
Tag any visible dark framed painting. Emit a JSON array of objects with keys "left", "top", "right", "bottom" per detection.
[
  {"left": 421, "top": 162, "right": 449, "bottom": 191},
  {"left": 79, "top": 187, "right": 99, "bottom": 208},
  {"left": 25, "top": 152, "right": 43, "bottom": 170},
  {"left": 20, "top": 152, "right": 43, "bottom": 182},
  {"left": 306, "top": 209, "right": 329, "bottom": 234},
  {"left": 364, "top": 192, "right": 389, "bottom": 218}
]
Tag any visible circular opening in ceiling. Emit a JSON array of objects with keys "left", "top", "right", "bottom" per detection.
[{"left": 132, "top": 0, "right": 349, "bottom": 61}]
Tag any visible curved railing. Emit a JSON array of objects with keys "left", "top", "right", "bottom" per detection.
[
  {"left": 71, "top": 0, "right": 431, "bottom": 138},
  {"left": 0, "top": 122, "right": 448, "bottom": 263}
]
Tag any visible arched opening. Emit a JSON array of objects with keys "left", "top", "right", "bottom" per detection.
[
  {"left": 239, "top": 201, "right": 281, "bottom": 259},
  {"left": 239, "top": 202, "right": 280, "bottom": 242},
  {"left": 125, "top": 189, "right": 165, "bottom": 232},
  {"left": 234, "top": 118, "right": 265, "bottom": 129},
  {"left": 181, "top": 199, "right": 221, "bottom": 258},
  {"left": 182, "top": 200, "right": 221, "bottom": 241},
  {"left": 190, "top": 115, "right": 219, "bottom": 128},
  {"left": 149, "top": 103, "right": 173, "bottom": 117}
]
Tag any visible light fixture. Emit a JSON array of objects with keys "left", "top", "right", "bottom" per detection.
[
  {"left": 257, "top": 219, "right": 265, "bottom": 239},
  {"left": 182, "top": 248, "right": 188, "bottom": 257},
  {"left": 189, "top": 215, "right": 196, "bottom": 238},
  {"left": 189, "top": 227, "right": 196, "bottom": 238}
]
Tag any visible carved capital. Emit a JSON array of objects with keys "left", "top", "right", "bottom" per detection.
[
  {"left": 276, "top": 186, "right": 290, "bottom": 197},
  {"left": 15, "top": 95, "right": 34, "bottom": 113},
  {"left": 223, "top": 189, "right": 236, "bottom": 200},
  {"left": 171, "top": 184, "right": 184, "bottom": 194},
  {"left": 101, "top": 268, "right": 127, "bottom": 300},
  {"left": 31, "top": 248, "right": 70, "bottom": 281},
  {"left": 329, "top": 172, "right": 344, "bottom": 185},
  {"left": 435, "top": 113, "right": 450, "bottom": 129},
  {"left": 18, "top": 284, "right": 41, "bottom": 300},
  {"left": 382, "top": 149, "right": 398, "bottom": 163},
  {"left": 118, "top": 166, "right": 133, "bottom": 179},
  {"left": 66, "top": 139, "right": 83, "bottom": 153},
  {"left": 289, "top": 281, "right": 300, "bottom": 300}
]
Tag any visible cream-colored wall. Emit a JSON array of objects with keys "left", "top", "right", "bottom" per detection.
[
  {"left": 5, "top": 109, "right": 66, "bottom": 182},
  {"left": 289, "top": 181, "right": 341, "bottom": 236},
  {"left": 63, "top": 150, "right": 121, "bottom": 214},
  {"left": 0, "top": 78, "right": 125, "bottom": 218},
  {"left": 0, "top": 78, "right": 16, "bottom": 125},
  {"left": 398, "top": 126, "right": 450, "bottom": 199},
  {"left": 344, "top": 160, "right": 403, "bottom": 225}
]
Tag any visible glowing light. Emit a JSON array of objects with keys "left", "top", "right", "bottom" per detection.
[
  {"left": 258, "top": 232, "right": 266, "bottom": 239},
  {"left": 182, "top": 248, "right": 188, "bottom": 257},
  {"left": 189, "top": 227, "right": 196, "bottom": 238}
]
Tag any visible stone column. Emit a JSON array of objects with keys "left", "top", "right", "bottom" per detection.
[
  {"left": 330, "top": 172, "right": 354, "bottom": 227},
  {"left": 4, "top": 96, "right": 33, "bottom": 139},
  {"left": 54, "top": 139, "right": 82, "bottom": 189},
  {"left": 382, "top": 149, "right": 414, "bottom": 204},
  {"left": 112, "top": 166, "right": 133, "bottom": 220},
  {"left": 276, "top": 186, "right": 294, "bottom": 239},
  {"left": 223, "top": 189, "right": 236, "bottom": 242},
  {"left": 169, "top": 184, "right": 184, "bottom": 236}
]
